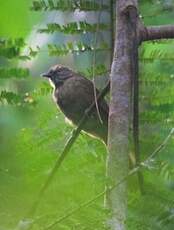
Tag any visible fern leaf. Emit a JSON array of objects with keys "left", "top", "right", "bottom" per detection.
[
  {"left": 38, "top": 21, "right": 109, "bottom": 34},
  {"left": 31, "top": 0, "right": 109, "bottom": 12},
  {"left": 48, "top": 42, "right": 110, "bottom": 56}
]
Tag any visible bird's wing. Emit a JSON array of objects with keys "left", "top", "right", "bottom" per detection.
[{"left": 76, "top": 76, "right": 109, "bottom": 118}]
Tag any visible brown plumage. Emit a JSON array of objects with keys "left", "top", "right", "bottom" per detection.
[{"left": 41, "top": 64, "right": 108, "bottom": 144}]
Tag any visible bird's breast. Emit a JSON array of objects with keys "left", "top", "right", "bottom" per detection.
[{"left": 53, "top": 86, "right": 80, "bottom": 123}]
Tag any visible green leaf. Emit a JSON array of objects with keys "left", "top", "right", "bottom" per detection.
[{"left": 0, "top": 67, "right": 30, "bottom": 79}]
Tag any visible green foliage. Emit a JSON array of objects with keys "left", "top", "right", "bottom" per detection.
[
  {"left": 0, "top": 91, "right": 22, "bottom": 105},
  {"left": 0, "top": 0, "right": 174, "bottom": 230},
  {"left": 82, "top": 64, "right": 109, "bottom": 78},
  {"left": 0, "top": 82, "right": 52, "bottom": 106},
  {"left": 48, "top": 42, "right": 109, "bottom": 56},
  {"left": 0, "top": 38, "right": 25, "bottom": 58},
  {"left": 0, "top": 67, "right": 30, "bottom": 79},
  {"left": 38, "top": 21, "right": 109, "bottom": 34},
  {"left": 0, "top": 37, "right": 40, "bottom": 60},
  {"left": 0, "top": 90, "right": 36, "bottom": 106},
  {"left": 140, "top": 0, "right": 174, "bottom": 25},
  {"left": 31, "top": 0, "right": 109, "bottom": 11}
]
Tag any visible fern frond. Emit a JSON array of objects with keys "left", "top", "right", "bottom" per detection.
[
  {"left": 48, "top": 42, "right": 109, "bottom": 56},
  {"left": 0, "top": 38, "right": 25, "bottom": 59},
  {"left": 38, "top": 21, "right": 109, "bottom": 34},
  {"left": 81, "top": 64, "right": 108, "bottom": 78},
  {"left": 31, "top": 0, "right": 109, "bottom": 12},
  {"left": 159, "top": 161, "right": 174, "bottom": 181},
  {"left": 0, "top": 90, "right": 36, "bottom": 106},
  {"left": 140, "top": 43, "right": 174, "bottom": 61},
  {"left": 32, "top": 82, "right": 52, "bottom": 97}
]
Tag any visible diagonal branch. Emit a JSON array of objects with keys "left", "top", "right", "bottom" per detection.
[
  {"left": 41, "top": 128, "right": 174, "bottom": 230},
  {"left": 19, "top": 81, "right": 110, "bottom": 228}
]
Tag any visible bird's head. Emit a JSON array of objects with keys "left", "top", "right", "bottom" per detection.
[{"left": 41, "top": 64, "right": 73, "bottom": 87}]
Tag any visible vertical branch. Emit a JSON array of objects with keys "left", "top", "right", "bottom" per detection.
[
  {"left": 129, "top": 7, "right": 144, "bottom": 194},
  {"left": 92, "top": 0, "right": 103, "bottom": 124},
  {"left": 110, "top": 0, "right": 115, "bottom": 64},
  {"left": 106, "top": 1, "right": 138, "bottom": 229}
]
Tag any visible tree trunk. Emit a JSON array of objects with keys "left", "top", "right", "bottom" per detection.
[
  {"left": 105, "top": 1, "right": 174, "bottom": 229},
  {"left": 106, "top": 1, "right": 138, "bottom": 229}
]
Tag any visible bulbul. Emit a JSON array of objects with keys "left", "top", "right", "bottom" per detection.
[{"left": 41, "top": 64, "right": 109, "bottom": 144}]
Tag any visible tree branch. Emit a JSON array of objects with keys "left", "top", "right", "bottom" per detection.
[
  {"left": 92, "top": 0, "right": 104, "bottom": 124},
  {"left": 141, "top": 25, "right": 174, "bottom": 42},
  {"left": 128, "top": 6, "right": 144, "bottom": 194}
]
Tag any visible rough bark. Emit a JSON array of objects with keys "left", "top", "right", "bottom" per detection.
[{"left": 106, "top": 1, "right": 138, "bottom": 229}]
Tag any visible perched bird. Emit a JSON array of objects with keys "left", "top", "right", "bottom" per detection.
[{"left": 41, "top": 65, "right": 109, "bottom": 144}]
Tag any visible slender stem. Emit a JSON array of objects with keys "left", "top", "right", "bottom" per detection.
[
  {"left": 129, "top": 7, "right": 144, "bottom": 194},
  {"left": 110, "top": 0, "right": 115, "bottom": 64},
  {"left": 92, "top": 0, "right": 103, "bottom": 124}
]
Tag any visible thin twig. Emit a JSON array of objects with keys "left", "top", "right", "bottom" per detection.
[
  {"left": 92, "top": 0, "right": 104, "bottom": 124},
  {"left": 41, "top": 128, "right": 174, "bottom": 230},
  {"left": 110, "top": 0, "right": 114, "bottom": 64},
  {"left": 144, "top": 128, "right": 174, "bottom": 160}
]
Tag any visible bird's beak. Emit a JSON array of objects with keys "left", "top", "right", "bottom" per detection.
[{"left": 41, "top": 72, "right": 51, "bottom": 78}]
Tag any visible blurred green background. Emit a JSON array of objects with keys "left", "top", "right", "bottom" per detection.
[
  {"left": 0, "top": 1, "right": 174, "bottom": 230},
  {"left": 0, "top": 1, "right": 107, "bottom": 229}
]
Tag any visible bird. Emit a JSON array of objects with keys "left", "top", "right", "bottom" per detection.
[{"left": 41, "top": 64, "right": 109, "bottom": 144}]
